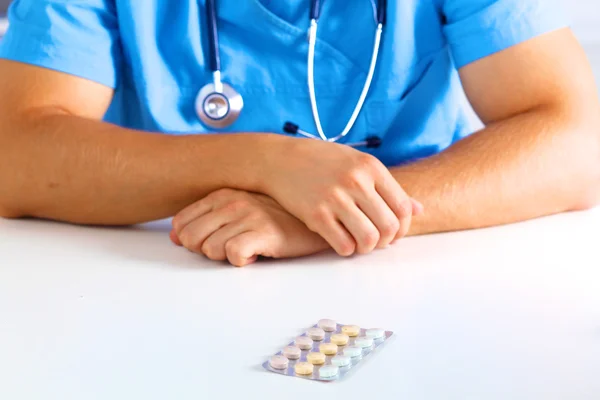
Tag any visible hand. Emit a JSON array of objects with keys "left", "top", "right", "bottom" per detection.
[
  {"left": 260, "top": 139, "right": 423, "bottom": 256},
  {"left": 171, "top": 189, "right": 330, "bottom": 267}
]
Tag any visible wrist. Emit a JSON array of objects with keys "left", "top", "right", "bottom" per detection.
[
  {"left": 182, "top": 133, "right": 290, "bottom": 195},
  {"left": 244, "top": 133, "right": 294, "bottom": 195}
]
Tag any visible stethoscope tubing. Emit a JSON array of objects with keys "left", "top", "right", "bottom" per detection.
[{"left": 199, "top": 0, "right": 387, "bottom": 149}]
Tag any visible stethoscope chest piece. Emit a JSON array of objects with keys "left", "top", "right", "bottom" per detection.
[{"left": 195, "top": 82, "right": 244, "bottom": 129}]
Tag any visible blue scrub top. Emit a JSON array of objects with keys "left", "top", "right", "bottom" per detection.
[{"left": 0, "top": 0, "right": 567, "bottom": 166}]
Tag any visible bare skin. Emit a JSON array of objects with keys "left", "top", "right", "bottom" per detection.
[
  {"left": 0, "top": 63, "right": 419, "bottom": 256},
  {"left": 168, "top": 29, "right": 600, "bottom": 266},
  {"left": 1, "top": 28, "right": 599, "bottom": 266}
]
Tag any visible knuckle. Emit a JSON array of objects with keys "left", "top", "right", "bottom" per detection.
[
  {"left": 202, "top": 242, "right": 224, "bottom": 260},
  {"left": 323, "top": 188, "right": 345, "bottom": 205},
  {"left": 224, "top": 240, "right": 237, "bottom": 253},
  {"left": 341, "top": 171, "right": 366, "bottom": 191},
  {"left": 246, "top": 208, "right": 266, "bottom": 221},
  {"left": 361, "top": 229, "right": 380, "bottom": 250},
  {"left": 397, "top": 199, "right": 412, "bottom": 217},
  {"left": 225, "top": 242, "right": 244, "bottom": 264},
  {"left": 171, "top": 216, "right": 183, "bottom": 233},
  {"left": 381, "top": 219, "right": 400, "bottom": 237},
  {"left": 310, "top": 205, "right": 330, "bottom": 223},
  {"left": 306, "top": 205, "right": 334, "bottom": 234},
  {"left": 357, "top": 153, "right": 379, "bottom": 170},
  {"left": 181, "top": 232, "right": 202, "bottom": 252},
  {"left": 223, "top": 199, "right": 250, "bottom": 213},
  {"left": 337, "top": 240, "right": 356, "bottom": 257},
  {"left": 178, "top": 231, "right": 193, "bottom": 246}
]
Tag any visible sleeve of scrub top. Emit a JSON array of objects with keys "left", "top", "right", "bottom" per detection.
[
  {"left": 442, "top": 0, "right": 569, "bottom": 69},
  {"left": 0, "top": 0, "right": 122, "bottom": 88}
]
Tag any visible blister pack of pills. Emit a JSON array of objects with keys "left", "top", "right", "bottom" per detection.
[{"left": 262, "top": 319, "right": 393, "bottom": 382}]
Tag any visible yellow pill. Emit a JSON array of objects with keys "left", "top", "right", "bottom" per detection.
[
  {"left": 330, "top": 333, "right": 349, "bottom": 346},
  {"left": 319, "top": 343, "right": 338, "bottom": 355},
  {"left": 341, "top": 325, "right": 361, "bottom": 337},
  {"left": 294, "top": 362, "right": 314, "bottom": 375},
  {"left": 307, "top": 351, "right": 326, "bottom": 365}
]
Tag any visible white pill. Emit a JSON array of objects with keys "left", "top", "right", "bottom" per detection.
[
  {"left": 269, "top": 355, "right": 289, "bottom": 370},
  {"left": 307, "top": 327, "right": 325, "bottom": 341},
  {"left": 343, "top": 346, "right": 363, "bottom": 358},
  {"left": 318, "top": 319, "right": 337, "bottom": 332},
  {"left": 319, "top": 365, "right": 340, "bottom": 378},
  {"left": 331, "top": 355, "right": 351, "bottom": 367},
  {"left": 295, "top": 336, "right": 314, "bottom": 350},
  {"left": 283, "top": 346, "right": 301, "bottom": 360},
  {"left": 365, "top": 328, "right": 385, "bottom": 339},
  {"left": 354, "top": 336, "right": 374, "bottom": 348}
]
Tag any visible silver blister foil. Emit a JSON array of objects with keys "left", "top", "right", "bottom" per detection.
[{"left": 262, "top": 322, "right": 394, "bottom": 382}]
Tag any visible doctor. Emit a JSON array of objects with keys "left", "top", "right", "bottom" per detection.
[{"left": 0, "top": 0, "right": 599, "bottom": 267}]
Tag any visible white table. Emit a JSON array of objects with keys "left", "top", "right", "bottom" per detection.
[{"left": 1, "top": 209, "right": 599, "bottom": 400}]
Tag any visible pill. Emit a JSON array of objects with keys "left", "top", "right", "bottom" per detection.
[
  {"left": 341, "top": 325, "right": 361, "bottom": 337},
  {"left": 269, "top": 355, "right": 289, "bottom": 370},
  {"left": 283, "top": 346, "right": 301, "bottom": 360},
  {"left": 365, "top": 328, "right": 385, "bottom": 339},
  {"left": 295, "top": 336, "right": 314, "bottom": 350},
  {"left": 294, "top": 362, "right": 314, "bottom": 375},
  {"left": 307, "top": 352, "right": 326, "bottom": 365},
  {"left": 319, "top": 365, "right": 340, "bottom": 379},
  {"left": 307, "top": 327, "right": 325, "bottom": 341},
  {"left": 354, "top": 336, "right": 374, "bottom": 348},
  {"left": 331, "top": 355, "right": 352, "bottom": 367},
  {"left": 319, "top": 343, "right": 338, "bottom": 355},
  {"left": 343, "top": 346, "right": 363, "bottom": 358},
  {"left": 318, "top": 319, "right": 337, "bottom": 332},
  {"left": 330, "top": 333, "right": 349, "bottom": 346}
]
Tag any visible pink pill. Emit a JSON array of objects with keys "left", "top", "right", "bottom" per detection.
[
  {"left": 295, "top": 336, "right": 314, "bottom": 350},
  {"left": 269, "top": 355, "right": 289, "bottom": 370}
]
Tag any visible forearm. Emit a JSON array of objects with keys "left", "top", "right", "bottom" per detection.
[
  {"left": 0, "top": 111, "right": 277, "bottom": 225},
  {"left": 392, "top": 107, "right": 600, "bottom": 235}
]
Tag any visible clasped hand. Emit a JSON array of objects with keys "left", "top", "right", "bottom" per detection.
[{"left": 171, "top": 139, "right": 423, "bottom": 266}]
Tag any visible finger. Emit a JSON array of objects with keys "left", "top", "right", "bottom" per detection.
[
  {"left": 178, "top": 209, "right": 240, "bottom": 254},
  {"left": 337, "top": 201, "right": 380, "bottom": 254},
  {"left": 170, "top": 229, "right": 183, "bottom": 246},
  {"left": 308, "top": 208, "right": 356, "bottom": 257},
  {"left": 201, "top": 222, "right": 251, "bottom": 261},
  {"left": 172, "top": 199, "right": 214, "bottom": 235},
  {"left": 356, "top": 189, "right": 400, "bottom": 249},
  {"left": 374, "top": 175, "right": 413, "bottom": 240},
  {"left": 225, "top": 231, "right": 265, "bottom": 267},
  {"left": 411, "top": 198, "right": 424, "bottom": 216}
]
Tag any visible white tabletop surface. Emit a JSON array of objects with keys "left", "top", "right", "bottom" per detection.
[{"left": 1, "top": 208, "right": 599, "bottom": 400}]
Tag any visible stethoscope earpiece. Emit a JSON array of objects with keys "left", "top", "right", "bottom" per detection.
[{"left": 283, "top": 121, "right": 382, "bottom": 149}]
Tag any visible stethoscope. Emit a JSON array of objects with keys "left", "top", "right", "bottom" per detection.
[{"left": 196, "top": 0, "right": 387, "bottom": 149}]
